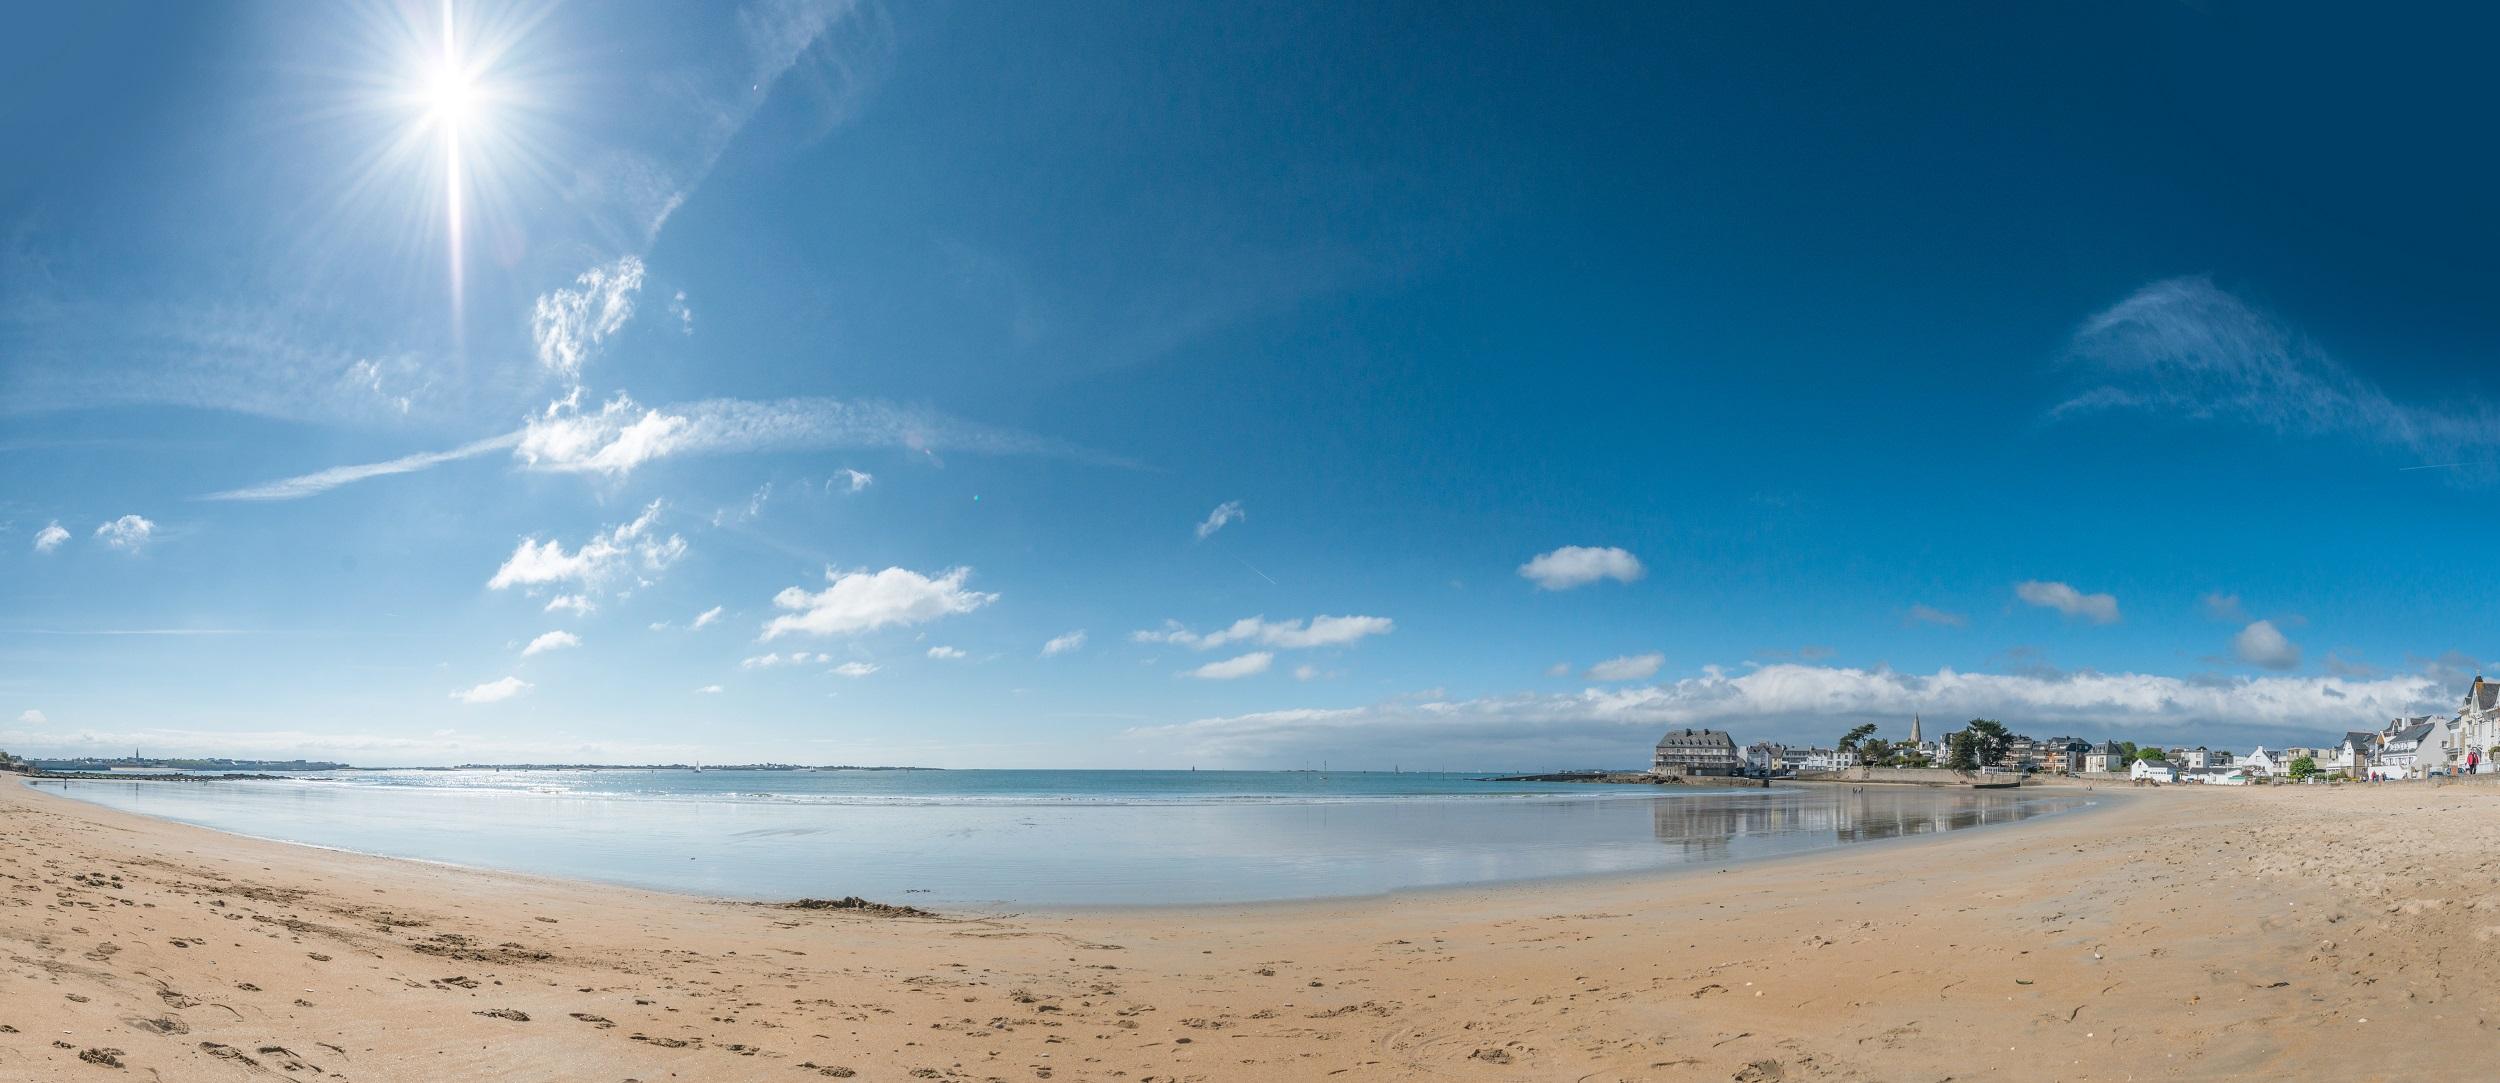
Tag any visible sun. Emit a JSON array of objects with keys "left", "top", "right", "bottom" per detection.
[{"left": 315, "top": 0, "right": 560, "bottom": 342}]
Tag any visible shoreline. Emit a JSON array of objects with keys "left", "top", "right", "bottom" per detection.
[
  {"left": 10, "top": 776, "right": 2500, "bottom": 1079},
  {"left": 19, "top": 775, "right": 2100, "bottom": 914}
]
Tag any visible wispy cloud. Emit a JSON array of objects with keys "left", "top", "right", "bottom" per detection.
[
  {"left": 1584, "top": 652, "right": 1664, "bottom": 682},
  {"left": 202, "top": 432, "right": 520, "bottom": 501},
  {"left": 1194, "top": 500, "right": 1245, "bottom": 540},
  {"left": 532, "top": 256, "right": 645, "bottom": 382},
  {"left": 2056, "top": 276, "right": 2500, "bottom": 459},
  {"left": 451, "top": 676, "right": 531, "bottom": 704},
  {"left": 487, "top": 501, "right": 686, "bottom": 595},
  {"left": 1186, "top": 651, "right": 1273, "bottom": 680},
  {"left": 1130, "top": 615, "right": 1392, "bottom": 652},
  {"left": 522, "top": 630, "right": 581, "bottom": 656},
  {"left": 31, "top": 521, "right": 67, "bottom": 553},
  {"left": 2201, "top": 591, "right": 2249, "bottom": 623},
  {"left": 1904, "top": 604, "right": 1967, "bottom": 628},
  {"left": 2014, "top": 580, "right": 2120, "bottom": 624},
  {"left": 211, "top": 396, "right": 1122, "bottom": 502},
  {"left": 1519, "top": 546, "right": 1644, "bottom": 590},
  {"left": 1041, "top": 630, "right": 1087, "bottom": 657}
]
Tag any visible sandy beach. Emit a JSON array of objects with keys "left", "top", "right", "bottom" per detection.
[{"left": 4, "top": 778, "right": 2494, "bottom": 1081}]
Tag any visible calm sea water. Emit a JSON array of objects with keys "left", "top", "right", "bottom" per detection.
[{"left": 34, "top": 769, "right": 2093, "bottom": 906}]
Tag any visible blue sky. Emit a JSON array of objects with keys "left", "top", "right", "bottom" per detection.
[{"left": 5, "top": 2, "right": 2498, "bottom": 768}]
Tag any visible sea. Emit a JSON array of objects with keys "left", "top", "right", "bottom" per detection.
[{"left": 34, "top": 768, "right": 2094, "bottom": 907}]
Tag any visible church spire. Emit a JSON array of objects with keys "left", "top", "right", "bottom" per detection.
[{"left": 1909, "top": 714, "right": 1922, "bottom": 744}]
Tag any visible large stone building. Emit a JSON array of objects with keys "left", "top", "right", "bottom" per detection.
[{"left": 1651, "top": 728, "right": 1740, "bottom": 776}]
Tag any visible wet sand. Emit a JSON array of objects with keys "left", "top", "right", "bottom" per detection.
[{"left": 4, "top": 777, "right": 2493, "bottom": 1080}]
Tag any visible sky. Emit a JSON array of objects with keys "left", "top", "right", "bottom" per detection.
[{"left": 6, "top": 1, "right": 2500, "bottom": 769}]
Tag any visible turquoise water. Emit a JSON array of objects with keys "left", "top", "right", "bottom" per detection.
[{"left": 34, "top": 769, "right": 2092, "bottom": 906}]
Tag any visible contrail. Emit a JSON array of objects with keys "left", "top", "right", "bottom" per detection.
[{"left": 1236, "top": 557, "right": 1277, "bottom": 585}]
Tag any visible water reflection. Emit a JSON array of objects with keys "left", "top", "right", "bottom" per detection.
[
  {"left": 1652, "top": 786, "right": 2068, "bottom": 855},
  {"left": 45, "top": 777, "right": 2090, "bottom": 906}
]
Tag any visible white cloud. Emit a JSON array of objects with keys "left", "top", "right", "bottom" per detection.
[
  {"left": 762, "top": 566, "right": 998, "bottom": 639},
  {"left": 2233, "top": 620, "right": 2302, "bottom": 670},
  {"left": 1585, "top": 652, "right": 1664, "bottom": 682},
  {"left": 522, "top": 631, "right": 582, "bottom": 656},
  {"left": 32, "top": 521, "right": 68, "bottom": 553},
  {"left": 669, "top": 290, "right": 693, "bottom": 335},
  {"left": 545, "top": 595, "right": 596, "bottom": 616},
  {"left": 1187, "top": 652, "right": 1273, "bottom": 680},
  {"left": 690, "top": 606, "right": 723, "bottom": 629},
  {"left": 1905, "top": 604, "right": 1967, "bottom": 628},
  {"left": 451, "top": 677, "right": 531, "bottom": 704},
  {"left": 1518, "top": 546, "right": 1644, "bottom": 590},
  {"left": 1293, "top": 664, "right": 1321, "bottom": 682},
  {"left": 834, "top": 468, "right": 873, "bottom": 493},
  {"left": 832, "top": 661, "right": 880, "bottom": 678},
  {"left": 201, "top": 432, "right": 520, "bottom": 501},
  {"left": 742, "top": 652, "right": 832, "bottom": 669},
  {"left": 517, "top": 394, "right": 692, "bottom": 476},
  {"left": 694, "top": 684, "right": 723, "bottom": 694},
  {"left": 532, "top": 256, "right": 645, "bottom": 381},
  {"left": 214, "top": 396, "right": 1121, "bottom": 499},
  {"left": 1130, "top": 615, "right": 1394, "bottom": 652},
  {"left": 1195, "top": 500, "right": 1245, "bottom": 540},
  {"left": 2202, "top": 592, "right": 2249, "bottom": 622},
  {"left": 2014, "top": 580, "right": 2120, "bottom": 624},
  {"left": 93, "top": 515, "right": 156, "bottom": 552},
  {"left": 1545, "top": 661, "right": 1572, "bottom": 678},
  {"left": 1128, "top": 663, "right": 2448, "bottom": 762},
  {"left": 1041, "top": 630, "right": 1088, "bottom": 657},
  {"left": 488, "top": 501, "right": 686, "bottom": 595},
  {"left": 17, "top": 709, "right": 46, "bottom": 725},
  {"left": 927, "top": 645, "right": 966, "bottom": 659},
  {"left": 2056, "top": 276, "right": 2500, "bottom": 459}
]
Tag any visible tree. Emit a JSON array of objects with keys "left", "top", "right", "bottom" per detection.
[
  {"left": 1963, "top": 719, "right": 2011, "bottom": 767},
  {"left": 1837, "top": 723, "right": 1878, "bottom": 755},
  {"left": 1945, "top": 731, "right": 1980, "bottom": 772},
  {"left": 2117, "top": 741, "right": 2138, "bottom": 760},
  {"left": 2287, "top": 756, "right": 2319, "bottom": 781},
  {"left": 2136, "top": 747, "right": 2167, "bottom": 763},
  {"left": 1860, "top": 738, "right": 1895, "bottom": 766}
]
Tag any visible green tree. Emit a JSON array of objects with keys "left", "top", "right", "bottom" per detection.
[
  {"left": 2287, "top": 756, "right": 2319, "bottom": 781},
  {"left": 2135, "top": 747, "right": 2168, "bottom": 763},
  {"left": 1837, "top": 723, "right": 1878, "bottom": 755},
  {"left": 1945, "top": 731, "right": 1979, "bottom": 772},
  {"left": 2117, "top": 741, "right": 2138, "bottom": 760},
  {"left": 1859, "top": 738, "right": 1895, "bottom": 766},
  {"left": 1963, "top": 719, "right": 2012, "bottom": 767}
]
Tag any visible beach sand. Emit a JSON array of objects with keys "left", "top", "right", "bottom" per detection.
[{"left": 3, "top": 778, "right": 2494, "bottom": 1081}]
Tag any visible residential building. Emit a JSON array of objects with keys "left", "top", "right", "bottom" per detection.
[
  {"left": 2456, "top": 677, "right": 2500, "bottom": 774},
  {"left": 2322, "top": 732, "right": 2378, "bottom": 779},
  {"left": 2369, "top": 719, "right": 2446, "bottom": 780},
  {"left": 2034, "top": 737, "right": 2089, "bottom": 774},
  {"left": 1741, "top": 742, "right": 1787, "bottom": 775},
  {"left": 2131, "top": 758, "right": 2178, "bottom": 783},
  {"left": 1798, "top": 747, "right": 1859, "bottom": 772},
  {"left": 2240, "top": 747, "right": 2281, "bottom": 778},
  {"left": 2081, "top": 741, "right": 2126, "bottom": 774},
  {"left": 1652, "top": 729, "right": 1741, "bottom": 776}
]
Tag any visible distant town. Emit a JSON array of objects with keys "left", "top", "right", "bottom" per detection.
[{"left": 1649, "top": 675, "right": 2500, "bottom": 785}]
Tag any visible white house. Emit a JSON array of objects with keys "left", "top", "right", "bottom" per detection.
[
  {"left": 2240, "top": 747, "right": 2280, "bottom": 778},
  {"left": 2131, "top": 759, "right": 2178, "bottom": 783},
  {"left": 2453, "top": 678, "right": 2500, "bottom": 774},
  {"left": 2369, "top": 719, "right": 2445, "bottom": 780},
  {"left": 1797, "top": 747, "right": 1859, "bottom": 772}
]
